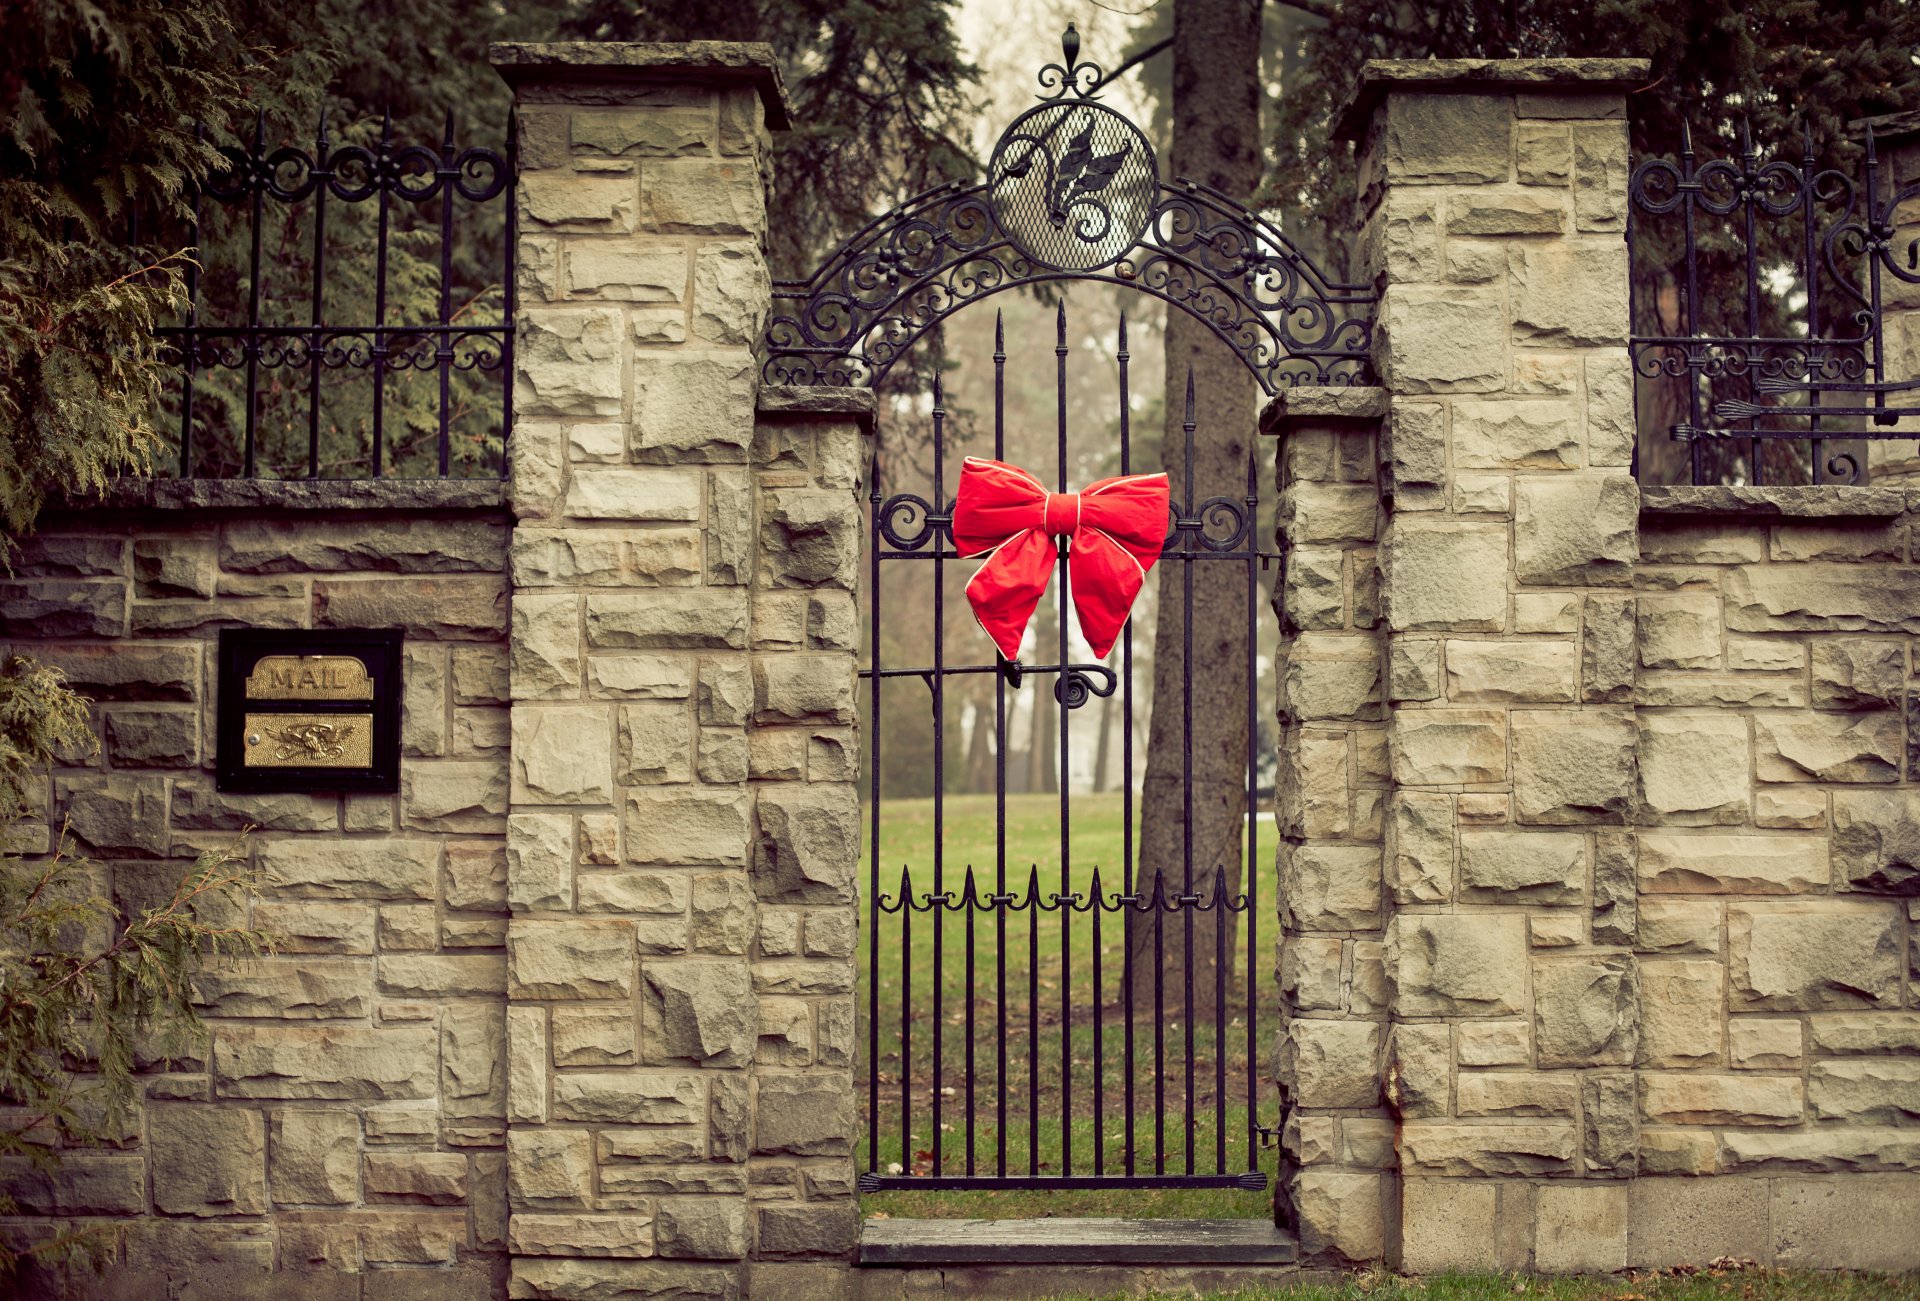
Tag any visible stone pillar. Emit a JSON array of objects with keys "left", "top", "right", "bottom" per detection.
[
  {"left": 1856, "top": 109, "right": 1920, "bottom": 481},
  {"left": 1338, "top": 59, "right": 1649, "bottom": 1272},
  {"left": 1268, "top": 386, "right": 1393, "bottom": 1261},
  {"left": 492, "top": 43, "right": 862, "bottom": 1299}
]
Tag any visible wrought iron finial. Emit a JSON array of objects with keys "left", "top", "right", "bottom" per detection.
[
  {"left": 316, "top": 107, "right": 329, "bottom": 150},
  {"left": 443, "top": 108, "right": 457, "bottom": 150},
  {"left": 1680, "top": 118, "right": 1694, "bottom": 157},
  {"left": 1038, "top": 21, "right": 1103, "bottom": 100},
  {"left": 1117, "top": 309, "right": 1127, "bottom": 356}
]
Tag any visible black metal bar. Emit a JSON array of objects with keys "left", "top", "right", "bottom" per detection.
[
  {"left": 1247, "top": 423, "right": 1263, "bottom": 1176},
  {"left": 1682, "top": 122, "right": 1704, "bottom": 485},
  {"left": 964, "top": 862, "right": 976, "bottom": 1176},
  {"left": 1118, "top": 310, "right": 1136, "bottom": 1179},
  {"left": 993, "top": 310, "right": 1008, "bottom": 1181},
  {"left": 1091, "top": 864, "right": 1104, "bottom": 1174},
  {"left": 862, "top": 1173, "right": 1266, "bottom": 1192},
  {"left": 372, "top": 110, "right": 393, "bottom": 478},
  {"left": 306, "top": 114, "right": 330, "bottom": 478},
  {"left": 1180, "top": 366, "right": 1196, "bottom": 1176},
  {"left": 436, "top": 111, "right": 457, "bottom": 477},
  {"left": 901, "top": 866, "right": 913, "bottom": 1174},
  {"left": 931, "top": 375, "right": 946, "bottom": 1178},
  {"left": 1802, "top": 125, "right": 1825, "bottom": 484},
  {"left": 1027, "top": 864, "right": 1039, "bottom": 1177},
  {"left": 867, "top": 429, "right": 883, "bottom": 1179},
  {"left": 1055, "top": 299, "right": 1071, "bottom": 1179},
  {"left": 243, "top": 110, "right": 265, "bottom": 479},
  {"left": 1741, "top": 119, "right": 1764, "bottom": 484},
  {"left": 1153, "top": 869, "right": 1165, "bottom": 1175},
  {"left": 179, "top": 128, "right": 203, "bottom": 479}
]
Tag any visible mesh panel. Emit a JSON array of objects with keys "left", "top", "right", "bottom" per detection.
[{"left": 988, "top": 102, "right": 1157, "bottom": 272}]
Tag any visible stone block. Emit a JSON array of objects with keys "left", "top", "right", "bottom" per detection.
[
  {"left": 59, "top": 774, "right": 168, "bottom": 856},
  {"left": 193, "top": 958, "right": 370, "bottom": 1019},
  {"left": 511, "top": 705, "right": 615, "bottom": 805},
  {"left": 1282, "top": 546, "right": 1345, "bottom": 630},
  {"left": 1807, "top": 1011, "right": 1920, "bottom": 1054},
  {"left": 1382, "top": 519, "right": 1508, "bottom": 631},
  {"left": 692, "top": 242, "right": 771, "bottom": 346},
  {"left": 1390, "top": 708, "right": 1506, "bottom": 784},
  {"left": 519, "top": 174, "right": 636, "bottom": 231},
  {"left": 1386, "top": 791, "right": 1452, "bottom": 903},
  {"left": 1755, "top": 712, "right": 1902, "bottom": 783},
  {"left": 1635, "top": 897, "right": 1720, "bottom": 955},
  {"left": 1586, "top": 349, "right": 1637, "bottom": 467},
  {"left": 1445, "top": 640, "right": 1576, "bottom": 704},
  {"left": 0, "top": 580, "right": 124, "bottom": 638},
  {"left": 1584, "top": 1070, "right": 1638, "bottom": 1176},
  {"left": 510, "top": 1260, "right": 738, "bottom": 1299},
  {"left": 104, "top": 707, "right": 197, "bottom": 767},
  {"left": 552, "top": 1006, "right": 638, "bottom": 1068},
  {"left": 1770, "top": 1176, "right": 1920, "bottom": 1269},
  {"left": 1279, "top": 842, "right": 1382, "bottom": 930},
  {"left": 642, "top": 960, "right": 755, "bottom": 1066},
  {"left": 402, "top": 758, "right": 509, "bottom": 832},
  {"left": 218, "top": 518, "right": 508, "bottom": 574},
  {"left": 1533, "top": 953, "right": 1638, "bottom": 1066},
  {"left": 1459, "top": 829, "right": 1585, "bottom": 903},
  {"left": 1636, "top": 593, "right": 1721, "bottom": 669},
  {"left": 315, "top": 575, "right": 507, "bottom": 639},
  {"left": 1387, "top": 912, "right": 1527, "bottom": 1016},
  {"left": 215, "top": 1026, "right": 437, "bottom": 1100},
  {"left": 753, "top": 656, "right": 854, "bottom": 723},
  {"left": 1638, "top": 958, "right": 1723, "bottom": 1068},
  {"left": 512, "top": 592, "right": 580, "bottom": 700},
  {"left": 760, "top": 488, "right": 859, "bottom": 590},
  {"left": 252, "top": 902, "right": 374, "bottom": 955},
  {"left": 1633, "top": 713, "right": 1750, "bottom": 824},
  {"left": 257, "top": 838, "right": 439, "bottom": 901},
  {"left": 641, "top": 158, "right": 764, "bottom": 233},
  {"left": 509, "top": 919, "right": 634, "bottom": 999},
  {"left": 1756, "top": 788, "right": 1828, "bottom": 830},
  {"left": 617, "top": 701, "right": 693, "bottom": 785},
  {"left": 1592, "top": 828, "right": 1637, "bottom": 946},
  {"left": 1290, "top": 1020, "right": 1382, "bottom": 1108},
  {"left": 24, "top": 642, "right": 198, "bottom": 700},
  {"left": 1726, "top": 564, "right": 1920, "bottom": 634},
  {"left": 510, "top": 1213, "right": 655, "bottom": 1259},
  {"left": 508, "top": 812, "right": 572, "bottom": 911},
  {"left": 577, "top": 869, "right": 689, "bottom": 914},
  {"left": 1401, "top": 1178, "right": 1497, "bottom": 1273},
  {"left": 1639, "top": 1128, "right": 1719, "bottom": 1176},
  {"left": 1636, "top": 831, "right": 1823, "bottom": 894},
  {"left": 751, "top": 783, "right": 856, "bottom": 901},
  {"left": 1626, "top": 1176, "right": 1770, "bottom": 1268},
  {"left": 1729, "top": 899, "right": 1902, "bottom": 1009},
  {"left": 1536, "top": 1184, "right": 1627, "bottom": 1273},
  {"left": 561, "top": 469, "right": 703, "bottom": 522},
  {"left": 151, "top": 1105, "right": 267, "bottom": 1216},
  {"left": 565, "top": 244, "right": 686, "bottom": 300},
  {"left": 1510, "top": 241, "right": 1630, "bottom": 346},
  {"left": 1382, "top": 91, "right": 1512, "bottom": 184},
  {"left": 1730, "top": 1017, "right": 1803, "bottom": 1070},
  {"left": 1812, "top": 639, "right": 1904, "bottom": 709},
  {"left": 1809, "top": 1058, "right": 1920, "bottom": 1124},
  {"left": 1513, "top": 474, "right": 1637, "bottom": 586},
  {"left": 1399, "top": 1122, "right": 1577, "bottom": 1176},
  {"left": 1445, "top": 185, "right": 1569, "bottom": 236},
  {"left": 631, "top": 351, "right": 754, "bottom": 463},
  {"left": 590, "top": 654, "right": 695, "bottom": 700},
  {"left": 1640, "top": 1072, "right": 1803, "bottom": 1126},
  {"left": 1512, "top": 708, "right": 1634, "bottom": 824},
  {"left": 1452, "top": 398, "right": 1580, "bottom": 469},
  {"left": 365, "top": 1152, "right": 470, "bottom": 1205},
  {"left": 754, "top": 1074, "right": 855, "bottom": 1157},
  {"left": 586, "top": 590, "right": 749, "bottom": 650},
  {"left": 509, "top": 1128, "right": 592, "bottom": 1207},
  {"left": 1294, "top": 1171, "right": 1386, "bottom": 1265},
  {"left": 1384, "top": 399, "right": 1446, "bottom": 502},
  {"left": 1581, "top": 592, "right": 1635, "bottom": 702},
  {"left": 1457, "top": 1021, "right": 1530, "bottom": 1067},
  {"left": 1456, "top": 1070, "right": 1576, "bottom": 1118},
  {"left": 1721, "top": 1129, "right": 1920, "bottom": 1176},
  {"left": 1574, "top": 123, "right": 1631, "bottom": 231},
  {"left": 1379, "top": 284, "right": 1507, "bottom": 393},
  {"left": 552, "top": 1072, "right": 704, "bottom": 1126}
]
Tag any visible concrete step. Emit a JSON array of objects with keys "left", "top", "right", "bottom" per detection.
[{"left": 859, "top": 1216, "right": 1300, "bottom": 1267}]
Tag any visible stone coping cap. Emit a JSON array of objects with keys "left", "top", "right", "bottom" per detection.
[
  {"left": 1332, "top": 57, "right": 1651, "bottom": 141},
  {"left": 1639, "top": 483, "right": 1910, "bottom": 519},
  {"left": 491, "top": 42, "right": 790, "bottom": 130},
  {"left": 1852, "top": 107, "right": 1920, "bottom": 143},
  {"left": 58, "top": 477, "right": 509, "bottom": 516},
  {"left": 758, "top": 385, "right": 878, "bottom": 432},
  {"left": 1259, "top": 385, "right": 1388, "bottom": 431}
]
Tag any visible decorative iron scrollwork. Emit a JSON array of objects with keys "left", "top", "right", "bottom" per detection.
[{"left": 762, "top": 28, "right": 1374, "bottom": 393}]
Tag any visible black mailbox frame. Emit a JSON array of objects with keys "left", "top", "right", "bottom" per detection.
[{"left": 216, "top": 628, "right": 404, "bottom": 793}]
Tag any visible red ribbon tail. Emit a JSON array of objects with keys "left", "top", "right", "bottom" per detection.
[
  {"left": 964, "top": 529, "right": 1056, "bottom": 661},
  {"left": 1067, "top": 526, "right": 1148, "bottom": 659}
]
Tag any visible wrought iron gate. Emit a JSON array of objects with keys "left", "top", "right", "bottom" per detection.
[{"left": 762, "top": 26, "right": 1375, "bottom": 1197}]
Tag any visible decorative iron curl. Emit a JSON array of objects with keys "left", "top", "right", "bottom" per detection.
[
  {"left": 876, "top": 493, "right": 944, "bottom": 551},
  {"left": 1035, "top": 22, "right": 1103, "bottom": 101},
  {"left": 1053, "top": 665, "right": 1116, "bottom": 709}
]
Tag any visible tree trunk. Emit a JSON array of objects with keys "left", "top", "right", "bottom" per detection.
[
  {"left": 1092, "top": 685, "right": 1115, "bottom": 793},
  {"left": 1127, "top": 0, "right": 1263, "bottom": 1017}
]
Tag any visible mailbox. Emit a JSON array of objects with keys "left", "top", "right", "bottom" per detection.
[{"left": 216, "top": 629, "right": 404, "bottom": 793}]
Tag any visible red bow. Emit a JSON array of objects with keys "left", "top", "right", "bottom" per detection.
[{"left": 951, "top": 457, "right": 1170, "bottom": 661}]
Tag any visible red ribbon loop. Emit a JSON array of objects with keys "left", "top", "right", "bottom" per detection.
[{"left": 950, "top": 456, "right": 1170, "bottom": 662}]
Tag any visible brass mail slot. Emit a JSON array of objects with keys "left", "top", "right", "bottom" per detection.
[
  {"left": 243, "top": 713, "right": 375, "bottom": 768},
  {"left": 245, "top": 654, "right": 374, "bottom": 701}
]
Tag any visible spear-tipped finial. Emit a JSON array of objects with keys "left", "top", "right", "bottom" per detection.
[
  {"left": 1063, "top": 22, "right": 1081, "bottom": 69},
  {"left": 316, "top": 107, "right": 329, "bottom": 149},
  {"left": 1117, "top": 310, "right": 1128, "bottom": 353},
  {"left": 252, "top": 107, "right": 266, "bottom": 149},
  {"left": 1740, "top": 115, "right": 1754, "bottom": 157},
  {"left": 1680, "top": 118, "right": 1694, "bottom": 155},
  {"left": 1803, "top": 120, "right": 1816, "bottom": 162},
  {"left": 1056, "top": 297, "right": 1067, "bottom": 345},
  {"left": 1866, "top": 120, "right": 1879, "bottom": 163},
  {"left": 1183, "top": 366, "right": 1196, "bottom": 426},
  {"left": 932, "top": 373, "right": 944, "bottom": 408},
  {"left": 994, "top": 308, "right": 1004, "bottom": 354},
  {"left": 443, "top": 108, "right": 456, "bottom": 149},
  {"left": 380, "top": 106, "right": 394, "bottom": 146}
]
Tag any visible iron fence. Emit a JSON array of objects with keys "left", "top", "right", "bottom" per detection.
[
  {"left": 152, "top": 110, "right": 515, "bottom": 480},
  {"left": 861, "top": 304, "right": 1269, "bottom": 1193},
  {"left": 1628, "top": 119, "right": 1920, "bottom": 485}
]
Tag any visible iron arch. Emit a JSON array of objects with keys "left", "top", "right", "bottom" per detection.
[{"left": 760, "top": 28, "right": 1376, "bottom": 394}]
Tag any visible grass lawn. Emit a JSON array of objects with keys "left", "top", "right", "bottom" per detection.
[
  {"left": 1040, "top": 1268, "right": 1920, "bottom": 1301},
  {"left": 858, "top": 791, "right": 1279, "bottom": 1220}
]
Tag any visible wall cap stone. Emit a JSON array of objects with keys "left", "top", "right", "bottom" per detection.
[
  {"left": 490, "top": 41, "right": 791, "bottom": 128},
  {"left": 1261, "top": 385, "right": 1389, "bottom": 431},
  {"left": 1853, "top": 108, "right": 1920, "bottom": 144},
  {"left": 63, "top": 477, "right": 508, "bottom": 516},
  {"left": 1332, "top": 58, "right": 1652, "bottom": 141},
  {"left": 1639, "top": 484, "right": 1908, "bottom": 520},
  {"left": 758, "top": 385, "right": 877, "bottom": 432}
]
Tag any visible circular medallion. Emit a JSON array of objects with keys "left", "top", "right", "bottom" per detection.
[{"left": 988, "top": 100, "right": 1158, "bottom": 272}]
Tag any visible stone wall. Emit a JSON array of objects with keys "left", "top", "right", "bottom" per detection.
[
  {"left": 1262, "top": 59, "right": 1920, "bottom": 1274},
  {"left": 0, "top": 487, "right": 515, "bottom": 1297},
  {"left": 494, "top": 42, "right": 864, "bottom": 1301}
]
